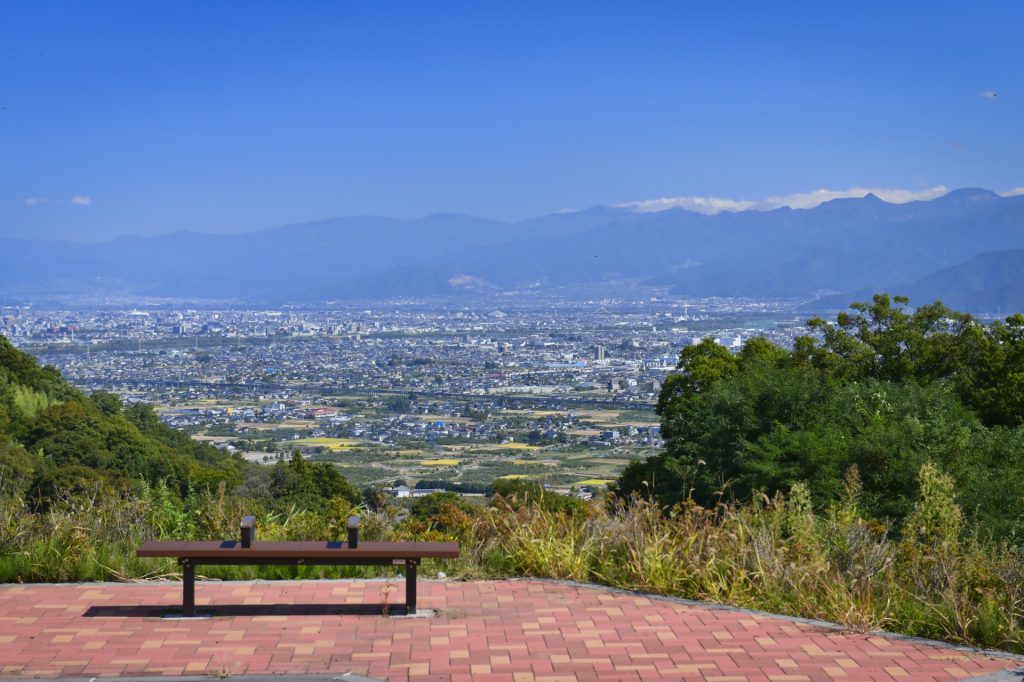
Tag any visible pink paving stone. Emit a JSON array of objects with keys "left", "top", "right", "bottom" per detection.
[{"left": 0, "top": 580, "right": 1019, "bottom": 681}]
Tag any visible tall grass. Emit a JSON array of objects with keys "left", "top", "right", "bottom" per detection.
[
  {"left": 0, "top": 464, "right": 1021, "bottom": 653},
  {"left": 475, "top": 465, "right": 1024, "bottom": 652}
]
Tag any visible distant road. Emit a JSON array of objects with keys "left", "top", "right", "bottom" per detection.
[{"left": 73, "top": 378, "right": 658, "bottom": 412}]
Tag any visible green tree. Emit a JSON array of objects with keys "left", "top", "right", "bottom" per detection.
[
  {"left": 269, "top": 450, "right": 360, "bottom": 508},
  {"left": 310, "top": 462, "right": 361, "bottom": 505},
  {"left": 385, "top": 395, "right": 411, "bottom": 413},
  {"left": 89, "top": 391, "right": 122, "bottom": 416},
  {"left": 619, "top": 295, "right": 1024, "bottom": 535},
  {"left": 409, "top": 491, "right": 475, "bottom": 532}
]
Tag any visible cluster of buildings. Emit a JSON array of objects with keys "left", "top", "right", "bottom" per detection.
[
  {"left": 6, "top": 299, "right": 806, "bottom": 408},
  {"left": 2, "top": 298, "right": 807, "bottom": 492},
  {"left": 162, "top": 394, "right": 662, "bottom": 453}
]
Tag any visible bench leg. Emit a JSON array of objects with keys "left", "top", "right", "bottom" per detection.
[
  {"left": 182, "top": 560, "right": 196, "bottom": 617},
  {"left": 405, "top": 559, "right": 418, "bottom": 615}
]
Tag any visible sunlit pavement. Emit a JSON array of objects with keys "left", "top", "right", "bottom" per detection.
[{"left": 0, "top": 579, "right": 1020, "bottom": 681}]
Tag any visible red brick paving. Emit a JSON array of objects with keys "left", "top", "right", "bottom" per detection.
[{"left": 0, "top": 579, "right": 1019, "bottom": 681}]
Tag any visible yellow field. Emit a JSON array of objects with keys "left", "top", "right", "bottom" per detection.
[
  {"left": 292, "top": 437, "right": 360, "bottom": 452},
  {"left": 576, "top": 479, "right": 614, "bottom": 486},
  {"left": 498, "top": 474, "right": 537, "bottom": 479},
  {"left": 420, "top": 459, "right": 461, "bottom": 466},
  {"left": 494, "top": 443, "right": 538, "bottom": 450}
]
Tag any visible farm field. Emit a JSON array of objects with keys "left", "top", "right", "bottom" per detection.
[
  {"left": 291, "top": 437, "right": 362, "bottom": 451},
  {"left": 170, "top": 392, "right": 661, "bottom": 491}
]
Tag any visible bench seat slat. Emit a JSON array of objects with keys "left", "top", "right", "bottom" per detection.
[{"left": 137, "top": 540, "right": 460, "bottom": 560}]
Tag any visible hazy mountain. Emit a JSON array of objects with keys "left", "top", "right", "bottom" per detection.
[
  {"left": 2, "top": 188, "right": 1023, "bottom": 304},
  {"left": 0, "top": 213, "right": 512, "bottom": 301},
  {"left": 379, "top": 188, "right": 1024, "bottom": 298},
  {"left": 808, "top": 249, "right": 1024, "bottom": 314}
]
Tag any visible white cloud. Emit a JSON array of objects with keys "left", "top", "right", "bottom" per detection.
[
  {"left": 70, "top": 195, "right": 92, "bottom": 206},
  {"left": 1001, "top": 187, "right": 1024, "bottom": 197},
  {"left": 623, "top": 196, "right": 756, "bottom": 214},
  {"left": 23, "top": 196, "right": 45, "bottom": 206},
  {"left": 617, "top": 186, "right": 950, "bottom": 215},
  {"left": 979, "top": 90, "right": 998, "bottom": 99}
]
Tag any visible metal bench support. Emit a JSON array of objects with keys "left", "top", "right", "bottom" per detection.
[
  {"left": 405, "top": 559, "right": 418, "bottom": 614},
  {"left": 182, "top": 559, "right": 195, "bottom": 617}
]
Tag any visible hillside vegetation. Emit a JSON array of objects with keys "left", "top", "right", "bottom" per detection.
[
  {"left": 0, "top": 334, "right": 244, "bottom": 500},
  {"left": 618, "top": 294, "right": 1024, "bottom": 538}
]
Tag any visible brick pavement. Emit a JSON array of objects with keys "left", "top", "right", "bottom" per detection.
[{"left": 0, "top": 579, "right": 1020, "bottom": 681}]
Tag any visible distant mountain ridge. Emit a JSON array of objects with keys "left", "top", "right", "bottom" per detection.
[
  {"left": 808, "top": 249, "right": 1024, "bottom": 314},
  {"left": 3, "top": 188, "right": 1024, "bottom": 308}
]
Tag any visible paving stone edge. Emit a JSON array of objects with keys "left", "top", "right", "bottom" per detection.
[
  {"left": 518, "top": 577, "right": 1024, "bottom": 663},
  {"left": 964, "top": 670, "right": 1024, "bottom": 682},
  {"left": 1, "top": 576, "right": 1021, "bottom": 675}
]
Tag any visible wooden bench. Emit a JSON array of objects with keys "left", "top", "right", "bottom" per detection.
[{"left": 137, "top": 516, "right": 459, "bottom": 617}]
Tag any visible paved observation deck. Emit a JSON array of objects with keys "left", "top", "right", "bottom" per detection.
[{"left": 0, "top": 579, "right": 1020, "bottom": 681}]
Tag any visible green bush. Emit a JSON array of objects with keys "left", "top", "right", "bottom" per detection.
[{"left": 619, "top": 295, "right": 1024, "bottom": 537}]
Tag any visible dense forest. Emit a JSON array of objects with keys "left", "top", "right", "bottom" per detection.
[{"left": 617, "top": 294, "right": 1024, "bottom": 538}]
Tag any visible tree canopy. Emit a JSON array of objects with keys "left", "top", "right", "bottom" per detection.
[{"left": 616, "top": 295, "right": 1024, "bottom": 538}]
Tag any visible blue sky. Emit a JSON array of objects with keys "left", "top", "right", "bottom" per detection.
[{"left": 1, "top": 1, "right": 1021, "bottom": 241}]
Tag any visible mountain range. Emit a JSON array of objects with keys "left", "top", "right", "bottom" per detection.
[{"left": 3, "top": 188, "right": 1024, "bottom": 311}]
